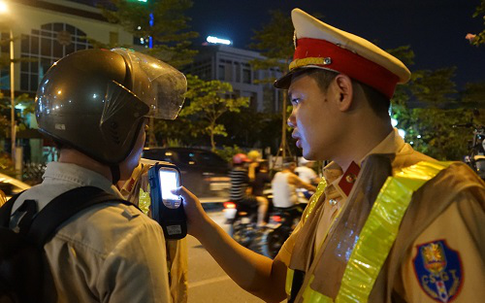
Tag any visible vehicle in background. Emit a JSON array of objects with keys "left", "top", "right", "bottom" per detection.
[
  {"left": 453, "top": 109, "right": 485, "bottom": 180},
  {"left": 261, "top": 204, "right": 304, "bottom": 258},
  {"left": 223, "top": 188, "right": 306, "bottom": 258},
  {"left": 142, "top": 147, "right": 231, "bottom": 203},
  {"left": 0, "top": 172, "right": 31, "bottom": 202}
]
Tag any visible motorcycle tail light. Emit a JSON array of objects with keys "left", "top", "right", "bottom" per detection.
[
  {"left": 272, "top": 215, "right": 282, "bottom": 222},
  {"left": 224, "top": 201, "right": 236, "bottom": 209}
]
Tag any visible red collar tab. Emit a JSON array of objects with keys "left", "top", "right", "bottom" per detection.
[
  {"left": 293, "top": 38, "right": 399, "bottom": 99},
  {"left": 338, "top": 161, "right": 361, "bottom": 196}
]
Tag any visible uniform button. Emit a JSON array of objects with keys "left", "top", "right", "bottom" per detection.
[
  {"left": 346, "top": 173, "right": 356, "bottom": 184},
  {"left": 329, "top": 199, "right": 337, "bottom": 206}
]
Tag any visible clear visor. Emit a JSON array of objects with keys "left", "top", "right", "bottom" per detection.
[{"left": 112, "top": 48, "right": 186, "bottom": 120}]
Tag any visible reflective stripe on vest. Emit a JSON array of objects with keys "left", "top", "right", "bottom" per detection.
[
  {"left": 138, "top": 186, "right": 151, "bottom": 215},
  {"left": 290, "top": 161, "right": 451, "bottom": 303},
  {"left": 303, "top": 178, "right": 328, "bottom": 222},
  {"left": 286, "top": 179, "right": 328, "bottom": 297}
]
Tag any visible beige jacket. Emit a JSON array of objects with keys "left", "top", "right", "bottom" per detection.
[
  {"left": 11, "top": 162, "right": 172, "bottom": 302},
  {"left": 277, "top": 130, "right": 485, "bottom": 302},
  {"left": 119, "top": 163, "right": 188, "bottom": 303}
]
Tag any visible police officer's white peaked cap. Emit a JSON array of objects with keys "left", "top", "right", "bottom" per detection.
[{"left": 275, "top": 9, "right": 411, "bottom": 99}]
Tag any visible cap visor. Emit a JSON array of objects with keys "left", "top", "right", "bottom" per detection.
[{"left": 274, "top": 71, "right": 295, "bottom": 89}]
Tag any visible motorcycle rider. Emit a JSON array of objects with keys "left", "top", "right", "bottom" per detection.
[
  {"left": 229, "top": 153, "right": 252, "bottom": 204},
  {"left": 271, "top": 161, "right": 316, "bottom": 209},
  {"left": 6, "top": 48, "right": 187, "bottom": 302},
  {"left": 247, "top": 150, "right": 263, "bottom": 181},
  {"left": 251, "top": 160, "right": 272, "bottom": 227},
  {"left": 229, "top": 153, "right": 270, "bottom": 228},
  {"left": 294, "top": 158, "right": 320, "bottom": 199}
]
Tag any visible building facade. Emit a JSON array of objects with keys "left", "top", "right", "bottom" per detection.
[
  {"left": 185, "top": 44, "right": 284, "bottom": 113},
  {"left": 0, "top": 0, "right": 132, "bottom": 167},
  {"left": 0, "top": 0, "right": 132, "bottom": 94}
]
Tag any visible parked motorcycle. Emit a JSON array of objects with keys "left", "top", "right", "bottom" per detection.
[{"left": 453, "top": 110, "right": 485, "bottom": 180}]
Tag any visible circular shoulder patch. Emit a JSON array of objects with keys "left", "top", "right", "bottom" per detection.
[{"left": 413, "top": 239, "right": 463, "bottom": 302}]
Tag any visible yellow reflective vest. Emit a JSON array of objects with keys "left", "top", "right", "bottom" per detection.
[{"left": 286, "top": 161, "right": 457, "bottom": 303}]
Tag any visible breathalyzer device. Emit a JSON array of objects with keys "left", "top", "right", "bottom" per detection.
[{"left": 148, "top": 162, "right": 186, "bottom": 239}]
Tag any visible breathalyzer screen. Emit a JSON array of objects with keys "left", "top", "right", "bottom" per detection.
[{"left": 159, "top": 169, "right": 180, "bottom": 204}]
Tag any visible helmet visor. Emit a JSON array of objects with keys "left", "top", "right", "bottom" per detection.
[{"left": 112, "top": 48, "right": 187, "bottom": 120}]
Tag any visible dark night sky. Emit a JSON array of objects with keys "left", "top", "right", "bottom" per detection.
[
  {"left": 187, "top": 0, "right": 484, "bottom": 89},
  {"left": 76, "top": 0, "right": 485, "bottom": 89}
]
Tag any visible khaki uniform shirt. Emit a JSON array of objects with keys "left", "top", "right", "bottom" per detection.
[
  {"left": 11, "top": 162, "right": 172, "bottom": 302},
  {"left": 119, "top": 163, "right": 188, "bottom": 303},
  {"left": 277, "top": 129, "right": 485, "bottom": 302}
]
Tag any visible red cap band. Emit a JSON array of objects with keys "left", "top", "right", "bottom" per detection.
[{"left": 293, "top": 38, "right": 400, "bottom": 98}]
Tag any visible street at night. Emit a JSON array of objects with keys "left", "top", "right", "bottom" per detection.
[
  {"left": 0, "top": 0, "right": 483, "bottom": 302},
  {"left": 187, "top": 210, "right": 264, "bottom": 303}
]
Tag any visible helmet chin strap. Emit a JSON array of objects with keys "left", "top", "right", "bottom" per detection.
[{"left": 110, "top": 165, "right": 121, "bottom": 185}]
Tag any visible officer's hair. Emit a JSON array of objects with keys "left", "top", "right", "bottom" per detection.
[{"left": 306, "top": 69, "right": 391, "bottom": 117}]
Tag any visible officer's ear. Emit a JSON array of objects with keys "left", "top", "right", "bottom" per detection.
[{"left": 333, "top": 74, "right": 353, "bottom": 112}]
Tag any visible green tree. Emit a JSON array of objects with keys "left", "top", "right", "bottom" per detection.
[
  {"left": 249, "top": 9, "right": 295, "bottom": 159},
  {"left": 0, "top": 35, "right": 36, "bottom": 137},
  {"left": 249, "top": 10, "right": 294, "bottom": 80},
  {"left": 466, "top": 0, "right": 485, "bottom": 46},
  {"left": 177, "top": 75, "right": 249, "bottom": 151},
  {"left": 0, "top": 93, "right": 35, "bottom": 139},
  {"left": 461, "top": 81, "right": 485, "bottom": 111},
  {"left": 410, "top": 67, "right": 458, "bottom": 104},
  {"left": 388, "top": 46, "right": 469, "bottom": 160},
  {"left": 99, "top": 0, "right": 198, "bottom": 68},
  {"left": 219, "top": 108, "right": 282, "bottom": 151}
]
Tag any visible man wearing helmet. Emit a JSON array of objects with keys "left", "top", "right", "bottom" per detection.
[
  {"left": 6, "top": 48, "right": 186, "bottom": 302},
  {"left": 229, "top": 153, "right": 252, "bottom": 204}
]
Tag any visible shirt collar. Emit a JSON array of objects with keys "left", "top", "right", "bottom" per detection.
[
  {"left": 358, "top": 128, "right": 405, "bottom": 166},
  {"left": 322, "top": 128, "right": 405, "bottom": 198},
  {"left": 43, "top": 162, "right": 123, "bottom": 198}
]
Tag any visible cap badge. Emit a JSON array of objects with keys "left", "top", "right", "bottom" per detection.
[{"left": 289, "top": 57, "right": 332, "bottom": 71}]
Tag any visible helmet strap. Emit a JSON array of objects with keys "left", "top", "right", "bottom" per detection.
[{"left": 110, "top": 165, "right": 121, "bottom": 185}]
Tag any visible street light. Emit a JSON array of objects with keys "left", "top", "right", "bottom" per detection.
[{"left": 0, "top": 0, "right": 15, "bottom": 163}]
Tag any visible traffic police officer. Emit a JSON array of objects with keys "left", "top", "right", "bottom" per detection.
[{"left": 177, "top": 8, "right": 485, "bottom": 303}]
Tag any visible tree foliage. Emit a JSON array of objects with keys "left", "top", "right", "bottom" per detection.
[
  {"left": 467, "top": 0, "right": 485, "bottom": 46},
  {"left": 0, "top": 93, "right": 35, "bottom": 139},
  {"left": 388, "top": 46, "right": 481, "bottom": 161},
  {"left": 249, "top": 9, "right": 294, "bottom": 78},
  {"left": 156, "top": 75, "right": 249, "bottom": 151},
  {"left": 219, "top": 108, "right": 282, "bottom": 150},
  {"left": 99, "top": 0, "right": 198, "bottom": 68},
  {"left": 248, "top": 9, "right": 297, "bottom": 157},
  {"left": 461, "top": 81, "right": 485, "bottom": 111}
]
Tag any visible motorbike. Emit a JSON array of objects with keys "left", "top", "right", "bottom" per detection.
[
  {"left": 260, "top": 204, "right": 304, "bottom": 259},
  {"left": 223, "top": 189, "right": 310, "bottom": 257},
  {"left": 453, "top": 111, "right": 485, "bottom": 180},
  {"left": 223, "top": 199, "right": 260, "bottom": 249}
]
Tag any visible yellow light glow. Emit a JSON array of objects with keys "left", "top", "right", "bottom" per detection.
[
  {"left": 150, "top": 63, "right": 161, "bottom": 69},
  {"left": 0, "top": 1, "right": 8, "bottom": 14}
]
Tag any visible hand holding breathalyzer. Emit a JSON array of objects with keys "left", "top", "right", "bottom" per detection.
[{"left": 148, "top": 162, "right": 187, "bottom": 239}]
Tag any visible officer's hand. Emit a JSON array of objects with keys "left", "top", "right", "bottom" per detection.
[{"left": 172, "top": 186, "right": 209, "bottom": 237}]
